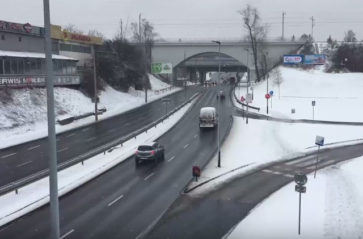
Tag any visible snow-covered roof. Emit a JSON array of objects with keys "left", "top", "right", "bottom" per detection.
[{"left": 0, "top": 50, "right": 77, "bottom": 61}]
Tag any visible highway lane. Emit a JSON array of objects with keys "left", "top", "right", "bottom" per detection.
[
  {"left": 0, "top": 84, "right": 233, "bottom": 238},
  {"left": 0, "top": 86, "right": 201, "bottom": 189},
  {"left": 147, "top": 143, "right": 363, "bottom": 239}
]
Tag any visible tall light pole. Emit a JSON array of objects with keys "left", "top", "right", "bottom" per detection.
[
  {"left": 245, "top": 48, "right": 250, "bottom": 124},
  {"left": 282, "top": 12, "right": 286, "bottom": 40},
  {"left": 43, "top": 0, "right": 60, "bottom": 238},
  {"left": 92, "top": 45, "right": 98, "bottom": 121},
  {"left": 212, "top": 40, "right": 221, "bottom": 168}
]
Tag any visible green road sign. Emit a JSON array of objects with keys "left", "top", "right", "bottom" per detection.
[{"left": 151, "top": 63, "right": 172, "bottom": 74}]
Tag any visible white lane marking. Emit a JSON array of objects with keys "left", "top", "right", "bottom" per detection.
[
  {"left": 124, "top": 122, "right": 131, "bottom": 126},
  {"left": 107, "top": 129, "right": 117, "bottom": 133},
  {"left": 262, "top": 169, "right": 283, "bottom": 176},
  {"left": 16, "top": 161, "right": 33, "bottom": 168},
  {"left": 184, "top": 144, "right": 189, "bottom": 149},
  {"left": 107, "top": 194, "right": 124, "bottom": 207},
  {"left": 60, "top": 229, "right": 75, "bottom": 239},
  {"left": 1, "top": 153, "right": 16, "bottom": 159},
  {"left": 57, "top": 147, "right": 68, "bottom": 153},
  {"left": 81, "top": 127, "right": 90, "bottom": 132},
  {"left": 86, "top": 137, "right": 97, "bottom": 142},
  {"left": 168, "top": 156, "right": 175, "bottom": 162},
  {"left": 306, "top": 160, "right": 335, "bottom": 170},
  {"left": 27, "top": 145, "right": 41, "bottom": 151},
  {"left": 194, "top": 134, "right": 198, "bottom": 139},
  {"left": 66, "top": 133, "right": 76, "bottom": 138},
  {"left": 285, "top": 155, "right": 315, "bottom": 165},
  {"left": 283, "top": 174, "right": 294, "bottom": 178},
  {"left": 144, "top": 173, "right": 155, "bottom": 181}
]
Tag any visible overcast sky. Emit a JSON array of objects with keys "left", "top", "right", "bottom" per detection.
[{"left": 2, "top": 0, "right": 363, "bottom": 41}]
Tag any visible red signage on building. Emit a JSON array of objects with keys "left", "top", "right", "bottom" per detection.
[
  {"left": 63, "top": 31, "right": 92, "bottom": 43},
  {"left": 0, "top": 20, "right": 39, "bottom": 35}
]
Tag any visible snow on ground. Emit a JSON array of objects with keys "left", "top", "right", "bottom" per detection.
[
  {"left": 235, "top": 66, "right": 363, "bottom": 122},
  {"left": 148, "top": 74, "right": 171, "bottom": 90},
  {"left": 227, "top": 156, "right": 363, "bottom": 239},
  {"left": 0, "top": 75, "right": 180, "bottom": 149},
  {"left": 186, "top": 66, "right": 363, "bottom": 238},
  {"left": 0, "top": 95, "right": 196, "bottom": 227},
  {"left": 188, "top": 117, "right": 363, "bottom": 194}
]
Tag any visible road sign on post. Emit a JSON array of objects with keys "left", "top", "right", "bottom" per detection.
[
  {"left": 269, "top": 90, "right": 274, "bottom": 109},
  {"left": 246, "top": 93, "right": 253, "bottom": 104},
  {"left": 294, "top": 173, "right": 307, "bottom": 235},
  {"left": 315, "top": 136, "right": 324, "bottom": 146},
  {"left": 312, "top": 100, "right": 316, "bottom": 120},
  {"left": 240, "top": 96, "right": 245, "bottom": 102},
  {"left": 265, "top": 93, "right": 270, "bottom": 99},
  {"left": 314, "top": 136, "right": 324, "bottom": 178},
  {"left": 192, "top": 166, "right": 201, "bottom": 182}
]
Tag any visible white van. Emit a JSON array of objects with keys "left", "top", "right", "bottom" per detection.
[{"left": 199, "top": 107, "right": 218, "bottom": 128}]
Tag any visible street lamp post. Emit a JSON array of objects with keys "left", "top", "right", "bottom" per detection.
[
  {"left": 212, "top": 40, "right": 221, "bottom": 168},
  {"left": 92, "top": 45, "right": 98, "bottom": 121},
  {"left": 245, "top": 48, "right": 250, "bottom": 124},
  {"left": 43, "top": 0, "right": 60, "bottom": 238}
]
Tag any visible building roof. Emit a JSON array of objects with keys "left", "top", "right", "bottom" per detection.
[{"left": 0, "top": 50, "right": 77, "bottom": 61}]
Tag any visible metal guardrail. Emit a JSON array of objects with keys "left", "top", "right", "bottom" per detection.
[{"left": 0, "top": 92, "right": 201, "bottom": 196}]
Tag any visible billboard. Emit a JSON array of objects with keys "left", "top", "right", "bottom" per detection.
[
  {"left": 283, "top": 55, "right": 304, "bottom": 64},
  {"left": 0, "top": 76, "right": 80, "bottom": 87},
  {"left": 151, "top": 63, "right": 173, "bottom": 74},
  {"left": 304, "top": 55, "right": 326, "bottom": 65}
]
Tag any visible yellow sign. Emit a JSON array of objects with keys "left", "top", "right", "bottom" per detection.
[{"left": 51, "top": 25, "right": 103, "bottom": 45}]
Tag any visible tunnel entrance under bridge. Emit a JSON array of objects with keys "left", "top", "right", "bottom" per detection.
[{"left": 173, "top": 52, "right": 247, "bottom": 85}]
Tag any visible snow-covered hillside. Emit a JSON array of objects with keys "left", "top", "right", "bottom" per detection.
[
  {"left": 0, "top": 75, "right": 180, "bottom": 149},
  {"left": 235, "top": 66, "right": 363, "bottom": 122}
]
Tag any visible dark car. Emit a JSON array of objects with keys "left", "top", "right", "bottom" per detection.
[
  {"left": 135, "top": 142, "right": 165, "bottom": 166},
  {"left": 217, "top": 90, "right": 225, "bottom": 99}
]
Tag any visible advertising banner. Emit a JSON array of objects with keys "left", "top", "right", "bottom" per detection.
[
  {"left": 0, "top": 76, "right": 80, "bottom": 87},
  {"left": 304, "top": 55, "right": 326, "bottom": 65},
  {"left": 151, "top": 63, "right": 173, "bottom": 74},
  {"left": 283, "top": 55, "right": 304, "bottom": 64}
]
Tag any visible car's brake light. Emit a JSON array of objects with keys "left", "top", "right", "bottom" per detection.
[
  {"left": 135, "top": 150, "right": 138, "bottom": 155},
  {"left": 151, "top": 150, "right": 155, "bottom": 155}
]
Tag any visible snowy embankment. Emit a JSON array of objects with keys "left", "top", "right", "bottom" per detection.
[
  {"left": 227, "top": 156, "right": 363, "bottom": 239},
  {"left": 235, "top": 66, "right": 363, "bottom": 122},
  {"left": 0, "top": 93, "right": 197, "bottom": 227},
  {"left": 0, "top": 74, "right": 180, "bottom": 149}
]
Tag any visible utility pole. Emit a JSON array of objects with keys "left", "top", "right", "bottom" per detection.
[
  {"left": 93, "top": 45, "right": 98, "bottom": 121},
  {"left": 43, "top": 0, "right": 60, "bottom": 238},
  {"left": 139, "top": 13, "right": 148, "bottom": 103},
  {"left": 282, "top": 12, "right": 286, "bottom": 40},
  {"left": 212, "top": 40, "right": 221, "bottom": 168},
  {"left": 311, "top": 16, "right": 315, "bottom": 39}
]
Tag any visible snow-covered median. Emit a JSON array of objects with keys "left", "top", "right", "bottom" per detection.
[
  {"left": 0, "top": 75, "right": 180, "bottom": 149},
  {"left": 227, "top": 156, "right": 363, "bottom": 239},
  {"left": 235, "top": 66, "right": 363, "bottom": 122},
  {"left": 0, "top": 95, "right": 196, "bottom": 227}
]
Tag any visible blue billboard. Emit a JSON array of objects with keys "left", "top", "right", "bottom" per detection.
[{"left": 304, "top": 55, "right": 327, "bottom": 65}]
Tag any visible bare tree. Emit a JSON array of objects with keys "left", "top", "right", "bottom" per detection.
[
  {"left": 115, "top": 18, "right": 129, "bottom": 40},
  {"left": 63, "top": 24, "right": 84, "bottom": 34},
  {"left": 344, "top": 30, "right": 357, "bottom": 42},
  {"left": 88, "top": 29, "right": 104, "bottom": 39},
  {"left": 238, "top": 4, "right": 267, "bottom": 82},
  {"left": 272, "top": 68, "right": 283, "bottom": 99}
]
